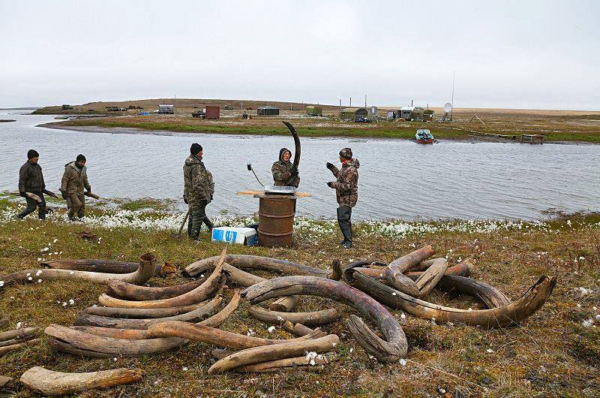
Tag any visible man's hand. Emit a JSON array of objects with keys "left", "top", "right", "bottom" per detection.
[
  {"left": 326, "top": 182, "right": 334, "bottom": 188},
  {"left": 210, "top": 194, "right": 214, "bottom": 201},
  {"left": 19, "top": 192, "right": 26, "bottom": 198},
  {"left": 60, "top": 190, "right": 68, "bottom": 200},
  {"left": 44, "top": 190, "right": 58, "bottom": 199},
  {"left": 184, "top": 197, "right": 188, "bottom": 204},
  {"left": 290, "top": 166, "right": 298, "bottom": 177},
  {"left": 326, "top": 162, "right": 334, "bottom": 170}
]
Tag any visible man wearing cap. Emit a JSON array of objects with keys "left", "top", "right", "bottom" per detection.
[
  {"left": 60, "top": 154, "right": 92, "bottom": 221},
  {"left": 326, "top": 148, "right": 360, "bottom": 249},
  {"left": 271, "top": 148, "right": 299, "bottom": 187},
  {"left": 183, "top": 143, "right": 215, "bottom": 240},
  {"left": 17, "top": 149, "right": 57, "bottom": 219}
]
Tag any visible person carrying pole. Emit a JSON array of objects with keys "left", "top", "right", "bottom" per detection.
[
  {"left": 17, "top": 149, "right": 57, "bottom": 220},
  {"left": 183, "top": 143, "right": 215, "bottom": 240},
  {"left": 60, "top": 154, "right": 92, "bottom": 221},
  {"left": 326, "top": 148, "right": 360, "bottom": 249},
  {"left": 271, "top": 148, "right": 300, "bottom": 187}
]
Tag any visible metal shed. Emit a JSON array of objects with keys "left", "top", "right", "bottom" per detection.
[
  {"left": 340, "top": 107, "right": 369, "bottom": 121},
  {"left": 306, "top": 106, "right": 322, "bottom": 116},
  {"left": 158, "top": 104, "right": 175, "bottom": 114},
  {"left": 205, "top": 106, "right": 220, "bottom": 119},
  {"left": 400, "top": 106, "right": 414, "bottom": 120},
  {"left": 257, "top": 106, "right": 280, "bottom": 116}
]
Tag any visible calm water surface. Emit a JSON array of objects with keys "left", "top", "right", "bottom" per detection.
[{"left": 1, "top": 112, "right": 599, "bottom": 221}]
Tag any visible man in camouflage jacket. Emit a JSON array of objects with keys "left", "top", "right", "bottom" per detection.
[
  {"left": 183, "top": 143, "right": 215, "bottom": 240},
  {"left": 326, "top": 147, "right": 360, "bottom": 249},
  {"left": 271, "top": 148, "right": 299, "bottom": 187},
  {"left": 60, "top": 154, "right": 92, "bottom": 220},
  {"left": 17, "top": 149, "right": 57, "bottom": 219}
]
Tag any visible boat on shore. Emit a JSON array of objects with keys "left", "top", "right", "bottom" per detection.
[{"left": 415, "top": 129, "right": 434, "bottom": 144}]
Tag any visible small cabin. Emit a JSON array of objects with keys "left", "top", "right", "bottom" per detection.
[
  {"left": 306, "top": 106, "right": 323, "bottom": 116},
  {"left": 257, "top": 106, "right": 279, "bottom": 116},
  {"left": 205, "top": 106, "right": 220, "bottom": 119},
  {"left": 158, "top": 104, "right": 175, "bottom": 114},
  {"left": 423, "top": 109, "right": 435, "bottom": 122},
  {"left": 340, "top": 107, "right": 369, "bottom": 121},
  {"left": 61, "top": 104, "right": 73, "bottom": 110}
]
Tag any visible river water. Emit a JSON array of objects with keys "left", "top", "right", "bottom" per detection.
[{"left": 1, "top": 111, "right": 599, "bottom": 221}]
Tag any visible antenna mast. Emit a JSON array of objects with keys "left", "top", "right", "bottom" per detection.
[{"left": 451, "top": 70, "right": 455, "bottom": 121}]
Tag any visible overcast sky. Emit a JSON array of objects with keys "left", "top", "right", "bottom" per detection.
[{"left": 1, "top": 0, "right": 599, "bottom": 110}]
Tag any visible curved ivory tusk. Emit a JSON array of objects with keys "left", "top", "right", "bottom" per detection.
[
  {"left": 146, "top": 321, "right": 324, "bottom": 350},
  {"left": 98, "top": 249, "right": 226, "bottom": 309},
  {"left": 385, "top": 246, "right": 435, "bottom": 293},
  {"left": 346, "top": 270, "right": 556, "bottom": 328},
  {"left": 249, "top": 306, "right": 339, "bottom": 327},
  {"left": 1, "top": 253, "right": 157, "bottom": 287},
  {"left": 83, "top": 301, "right": 209, "bottom": 318},
  {"left": 235, "top": 355, "right": 328, "bottom": 373},
  {"left": 0, "top": 338, "right": 41, "bottom": 357},
  {"left": 75, "top": 296, "right": 222, "bottom": 329},
  {"left": 20, "top": 366, "right": 142, "bottom": 396},
  {"left": 42, "top": 259, "right": 141, "bottom": 274},
  {"left": 414, "top": 258, "right": 449, "bottom": 298},
  {"left": 242, "top": 276, "right": 407, "bottom": 362},
  {"left": 184, "top": 254, "right": 329, "bottom": 278},
  {"left": 208, "top": 334, "right": 339, "bottom": 374},
  {"left": 106, "top": 278, "right": 206, "bottom": 301}
]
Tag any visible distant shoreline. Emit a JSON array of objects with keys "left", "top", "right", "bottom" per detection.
[{"left": 37, "top": 120, "right": 591, "bottom": 145}]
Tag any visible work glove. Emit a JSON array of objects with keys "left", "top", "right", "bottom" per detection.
[
  {"left": 60, "top": 190, "right": 68, "bottom": 200},
  {"left": 184, "top": 197, "right": 188, "bottom": 204},
  {"left": 19, "top": 192, "right": 26, "bottom": 198},
  {"left": 326, "top": 182, "right": 334, "bottom": 188},
  {"left": 44, "top": 190, "right": 58, "bottom": 199},
  {"left": 210, "top": 194, "right": 214, "bottom": 201},
  {"left": 290, "top": 167, "right": 298, "bottom": 177},
  {"left": 326, "top": 162, "right": 334, "bottom": 170}
]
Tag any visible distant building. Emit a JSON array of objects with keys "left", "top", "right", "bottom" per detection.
[
  {"left": 257, "top": 106, "right": 279, "bottom": 116},
  {"left": 423, "top": 109, "right": 435, "bottom": 121},
  {"left": 61, "top": 104, "right": 73, "bottom": 110},
  {"left": 400, "top": 106, "right": 425, "bottom": 121},
  {"left": 306, "top": 106, "right": 323, "bottom": 116},
  {"left": 340, "top": 107, "right": 368, "bottom": 121},
  {"left": 158, "top": 104, "right": 175, "bottom": 114},
  {"left": 400, "top": 106, "right": 415, "bottom": 120},
  {"left": 205, "top": 106, "right": 220, "bottom": 119}
]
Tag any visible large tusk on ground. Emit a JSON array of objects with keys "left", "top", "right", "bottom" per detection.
[
  {"left": 20, "top": 366, "right": 142, "bottom": 396},
  {"left": 146, "top": 321, "right": 323, "bottom": 350},
  {"left": 184, "top": 255, "right": 329, "bottom": 278},
  {"left": 384, "top": 246, "right": 435, "bottom": 293},
  {"left": 0, "top": 338, "right": 41, "bottom": 357},
  {"left": 1, "top": 253, "right": 157, "bottom": 287},
  {"left": 98, "top": 249, "right": 227, "bottom": 308},
  {"left": 242, "top": 276, "right": 407, "bottom": 362},
  {"left": 346, "top": 270, "right": 556, "bottom": 328},
  {"left": 433, "top": 274, "right": 511, "bottom": 308},
  {"left": 208, "top": 334, "right": 339, "bottom": 374},
  {"left": 249, "top": 306, "right": 339, "bottom": 327},
  {"left": 42, "top": 259, "right": 142, "bottom": 274},
  {"left": 75, "top": 296, "right": 222, "bottom": 329},
  {"left": 0, "top": 327, "right": 39, "bottom": 342},
  {"left": 414, "top": 258, "right": 449, "bottom": 298},
  {"left": 236, "top": 355, "right": 328, "bottom": 373},
  {"left": 106, "top": 278, "right": 206, "bottom": 301},
  {"left": 83, "top": 301, "right": 209, "bottom": 318},
  {"left": 282, "top": 321, "right": 322, "bottom": 337}
]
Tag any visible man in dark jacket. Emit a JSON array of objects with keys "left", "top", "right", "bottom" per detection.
[
  {"left": 326, "top": 148, "right": 360, "bottom": 249},
  {"left": 271, "top": 148, "right": 300, "bottom": 187},
  {"left": 183, "top": 143, "right": 215, "bottom": 240},
  {"left": 60, "top": 154, "right": 92, "bottom": 221},
  {"left": 17, "top": 149, "right": 57, "bottom": 219}
]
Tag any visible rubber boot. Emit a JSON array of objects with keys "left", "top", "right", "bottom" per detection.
[
  {"left": 38, "top": 206, "right": 46, "bottom": 220},
  {"left": 341, "top": 225, "right": 353, "bottom": 249}
]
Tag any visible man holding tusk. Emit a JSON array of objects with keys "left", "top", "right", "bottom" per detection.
[
  {"left": 326, "top": 147, "right": 360, "bottom": 249},
  {"left": 17, "top": 149, "right": 57, "bottom": 220},
  {"left": 271, "top": 148, "right": 300, "bottom": 187},
  {"left": 60, "top": 154, "right": 92, "bottom": 221},
  {"left": 184, "top": 143, "right": 215, "bottom": 240}
]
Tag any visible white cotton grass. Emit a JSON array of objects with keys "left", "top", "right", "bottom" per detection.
[
  {"left": 267, "top": 326, "right": 276, "bottom": 333},
  {"left": 582, "top": 319, "right": 595, "bottom": 328}
]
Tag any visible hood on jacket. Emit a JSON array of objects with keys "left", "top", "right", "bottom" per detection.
[
  {"left": 65, "top": 161, "right": 86, "bottom": 172},
  {"left": 279, "top": 148, "right": 292, "bottom": 163},
  {"left": 185, "top": 155, "right": 202, "bottom": 166}
]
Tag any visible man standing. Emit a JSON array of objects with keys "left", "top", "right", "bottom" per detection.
[
  {"left": 60, "top": 154, "right": 92, "bottom": 221},
  {"left": 17, "top": 149, "right": 57, "bottom": 219},
  {"left": 271, "top": 148, "right": 300, "bottom": 187},
  {"left": 326, "top": 148, "right": 359, "bottom": 249},
  {"left": 183, "top": 143, "right": 215, "bottom": 240}
]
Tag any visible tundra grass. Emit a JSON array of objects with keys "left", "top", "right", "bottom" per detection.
[{"left": 0, "top": 199, "right": 599, "bottom": 397}]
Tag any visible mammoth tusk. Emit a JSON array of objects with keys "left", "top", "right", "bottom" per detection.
[
  {"left": 208, "top": 334, "right": 339, "bottom": 374},
  {"left": 106, "top": 278, "right": 206, "bottom": 301},
  {"left": 249, "top": 306, "right": 339, "bottom": 327},
  {"left": 20, "top": 366, "right": 142, "bottom": 396},
  {"left": 75, "top": 296, "right": 222, "bottom": 330},
  {"left": 1, "top": 253, "right": 157, "bottom": 287},
  {"left": 414, "top": 258, "right": 449, "bottom": 298},
  {"left": 98, "top": 249, "right": 227, "bottom": 309},
  {"left": 42, "top": 259, "right": 151, "bottom": 274},
  {"left": 242, "top": 276, "right": 407, "bottom": 362},
  {"left": 385, "top": 246, "right": 435, "bottom": 293},
  {"left": 235, "top": 355, "right": 328, "bottom": 373},
  {"left": 83, "top": 301, "right": 209, "bottom": 318},
  {"left": 346, "top": 270, "right": 556, "bottom": 328},
  {"left": 0, "top": 338, "right": 41, "bottom": 357},
  {"left": 146, "top": 321, "right": 324, "bottom": 350}
]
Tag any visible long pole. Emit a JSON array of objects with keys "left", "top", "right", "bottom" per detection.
[{"left": 451, "top": 70, "right": 455, "bottom": 121}]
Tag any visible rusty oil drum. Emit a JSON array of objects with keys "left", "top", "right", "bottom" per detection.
[{"left": 258, "top": 196, "right": 296, "bottom": 247}]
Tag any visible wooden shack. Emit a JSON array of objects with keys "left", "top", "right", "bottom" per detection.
[
  {"left": 306, "top": 106, "right": 322, "bottom": 116},
  {"left": 205, "top": 106, "right": 220, "bottom": 119},
  {"left": 257, "top": 106, "right": 279, "bottom": 116},
  {"left": 340, "top": 107, "right": 368, "bottom": 121}
]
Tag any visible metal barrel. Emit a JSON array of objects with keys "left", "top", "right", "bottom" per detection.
[{"left": 258, "top": 196, "right": 296, "bottom": 247}]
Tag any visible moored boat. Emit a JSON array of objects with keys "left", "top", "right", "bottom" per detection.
[{"left": 415, "top": 129, "right": 434, "bottom": 144}]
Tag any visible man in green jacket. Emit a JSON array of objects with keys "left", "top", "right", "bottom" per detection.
[
  {"left": 17, "top": 149, "right": 57, "bottom": 219},
  {"left": 183, "top": 143, "right": 215, "bottom": 240},
  {"left": 60, "top": 154, "right": 92, "bottom": 221},
  {"left": 271, "top": 148, "right": 299, "bottom": 187}
]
